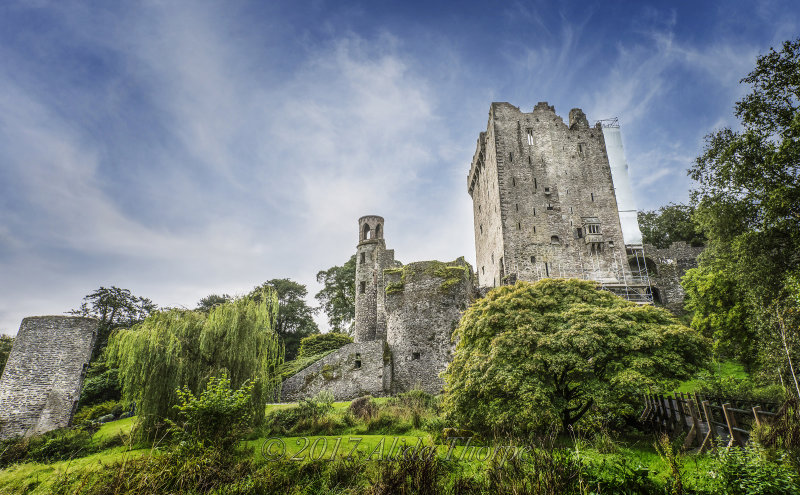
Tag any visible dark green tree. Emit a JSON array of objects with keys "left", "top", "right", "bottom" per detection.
[
  {"left": 315, "top": 255, "right": 357, "bottom": 334},
  {"left": 0, "top": 335, "right": 14, "bottom": 377},
  {"left": 196, "top": 294, "right": 232, "bottom": 313},
  {"left": 442, "top": 279, "right": 708, "bottom": 435},
  {"left": 638, "top": 203, "right": 705, "bottom": 248},
  {"left": 685, "top": 37, "right": 800, "bottom": 375},
  {"left": 248, "top": 279, "right": 318, "bottom": 360},
  {"left": 69, "top": 286, "right": 157, "bottom": 358}
]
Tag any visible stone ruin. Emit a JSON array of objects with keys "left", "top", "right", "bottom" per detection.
[
  {"left": 0, "top": 316, "right": 98, "bottom": 440},
  {"left": 281, "top": 216, "right": 474, "bottom": 401}
]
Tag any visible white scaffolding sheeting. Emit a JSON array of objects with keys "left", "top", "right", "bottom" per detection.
[{"left": 601, "top": 123, "right": 643, "bottom": 245}]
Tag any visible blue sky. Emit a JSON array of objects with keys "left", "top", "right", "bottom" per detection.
[{"left": 0, "top": 1, "right": 797, "bottom": 335}]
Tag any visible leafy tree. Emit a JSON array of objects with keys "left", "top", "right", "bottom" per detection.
[
  {"left": 638, "top": 203, "right": 705, "bottom": 248},
  {"left": 0, "top": 335, "right": 13, "bottom": 377},
  {"left": 685, "top": 38, "right": 800, "bottom": 375},
  {"left": 106, "top": 290, "right": 282, "bottom": 437},
  {"left": 442, "top": 279, "right": 708, "bottom": 435},
  {"left": 682, "top": 265, "right": 755, "bottom": 365},
  {"left": 195, "top": 294, "right": 232, "bottom": 313},
  {"left": 249, "top": 279, "right": 319, "bottom": 361},
  {"left": 315, "top": 255, "right": 357, "bottom": 334},
  {"left": 69, "top": 286, "right": 157, "bottom": 357}
]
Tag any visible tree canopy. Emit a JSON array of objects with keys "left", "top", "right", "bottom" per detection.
[
  {"left": 315, "top": 255, "right": 357, "bottom": 334},
  {"left": 683, "top": 37, "right": 800, "bottom": 374},
  {"left": 442, "top": 279, "right": 708, "bottom": 435},
  {"left": 248, "top": 279, "right": 319, "bottom": 360},
  {"left": 638, "top": 203, "right": 705, "bottom": 249},
  {"left": 69, "top": 286, "right": 157, "bottom": 358},
  {"left": 106, "top": 290, "right": 283, "bottom": 436}
]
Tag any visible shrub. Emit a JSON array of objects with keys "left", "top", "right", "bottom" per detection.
[
  {"left": 73, "top": 400, "right": 126, "bottom": 425},
  {"left": 349, "top": 395, "right": 379, "bottom": 420},
  {"left": 1, "top": 428, "right": 97, "bottom": 467},
  {"left": 705, "top": 444, "right": 800, "bottom": 495},
  {"left": 298, "top": 333, "right": 352, "bottom": 358},
  {"left": 171, "top": 372, "right": 254, "bottom": 451}
]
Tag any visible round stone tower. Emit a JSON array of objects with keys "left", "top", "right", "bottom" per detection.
[{"left": 354, "top": 215, "right": 385, "bottom": 343}]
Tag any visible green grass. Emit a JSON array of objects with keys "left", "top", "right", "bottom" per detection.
[
  {"left": 676, "top": 359, "right": 747, "bottom": 393},
  {"left": 92, "top": 416, "right": 135, "bottom": 443}
]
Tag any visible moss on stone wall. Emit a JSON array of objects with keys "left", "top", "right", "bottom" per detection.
[{"left": 384, "top": 257, "right": 471, "bottom": 296}]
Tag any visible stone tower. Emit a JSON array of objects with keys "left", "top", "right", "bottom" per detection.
[
  {"left": 354, "top": 215, "right": 395, "bottom": 342},
  {"left": 468, "top": 102, "right": 635, "bottom": 288}
]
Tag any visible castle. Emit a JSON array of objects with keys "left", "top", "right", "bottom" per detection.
[
  {"left": 0, "top": 102, "right": 702, "bottom": 436},
  {"left": 468, "top": 102, "right": 655, "bottom": 302}
]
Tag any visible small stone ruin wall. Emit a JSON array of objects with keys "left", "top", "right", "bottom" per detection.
[
  {"left": 384, "top": 258, "right": 473, "bottom": 395},
  {"left": 0, "top": 316, "right": 98, "bottom": 440},
  {"left": 645, "top": 242, "right": 705, "bottom": 314},
  {"left": 280, "top": 341, "right": 388, "bottom": 402}
]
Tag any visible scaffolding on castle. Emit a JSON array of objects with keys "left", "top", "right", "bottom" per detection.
[
  {"left": 600, "top": 244, "right": 653, "bottom": 304},
  {"left": 519, "top": 243, "right": 654, "bottom": 304}
]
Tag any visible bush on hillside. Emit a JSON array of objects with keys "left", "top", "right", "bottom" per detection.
[{"left": 298, "top": 333, "right": 352, "bottom": 359}]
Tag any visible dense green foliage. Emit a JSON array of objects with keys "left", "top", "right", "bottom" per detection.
[
  {"left": 683, "top": 38, "right": 800, "bottom": 378},
  {"left": 297, "top": 332, "right": 352, "bottom": 358},
  {"left": 638, "top": 203, "right": 705, "bottom": 248},
  {"left": 105, "top": 291, "right": 283, "bottom": 437},
  {"left": 315, "top": 255, "right": 357, "bottom": 334},
  {"left": 69, "top": 286, "right": 157, "bottom": 359},
  {"left": 172, "top": 373, "right": 255, "bottom": 451},
  {"left": 443, "top": 279, "right": 708, "bottom": 434},
  {"left": 249, "top": 279, "right": 319, "bottom": 361},
  {"left": 0, "top": 334, "right": 13, "bottom": 376},
  {"left": 78, "top": 359, "right": 122, "bottom": 406}
]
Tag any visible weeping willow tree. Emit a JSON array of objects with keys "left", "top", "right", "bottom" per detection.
[{"left": 106, "top": 289, "right": 283, "bottom": 436}]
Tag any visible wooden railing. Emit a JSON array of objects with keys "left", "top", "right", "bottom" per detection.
[{"left": 640, "top": 392, "right": 779, "bottom": 451}]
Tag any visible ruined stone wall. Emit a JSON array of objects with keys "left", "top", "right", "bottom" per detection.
[
  {"left": 0, "top": 316, "right": 98, "bottom": 440},
  {"left": 280, "top": 341, "right": 388, "bottom": 401},
  {"left": 384, "top": 258, "right": 473, "bottom": 395},
  {"left": 469, "top": 102, "right": 631, "bottom": 287},
  {"left": 644, "top": 242, "right": 705, "bottom": 313}
]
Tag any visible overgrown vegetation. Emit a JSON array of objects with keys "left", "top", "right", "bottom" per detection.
[
  {"left": 105, "top": 290, "right": 283, "bottom": 438},
  {"left": 297, "top": 332, "right": 352, "bottom": 358}
]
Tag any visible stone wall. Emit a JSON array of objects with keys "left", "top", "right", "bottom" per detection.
[
  {"left": 280, "top": 341, "right": 388, "bottom": 401},
  {"left": 644, "top": 242, "right": 705, "bottom": 313},
  {"left": 384, "top": 258, "right": 473, "bottom": 395},
  {"left": 0, "top": 316, "right": 98, "bottom": 440},
  {"left": 469, "top": 102, "right": 632, "bottom": 287}
]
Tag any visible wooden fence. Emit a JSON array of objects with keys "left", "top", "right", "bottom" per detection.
[{"left": 640, "top": 391, "right": 780, "bottom": 451}]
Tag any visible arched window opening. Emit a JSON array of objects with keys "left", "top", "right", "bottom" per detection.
[
  {"left": 360, "top": 252, "right": 366, "bottom": 264},
  {"left": 375, "top": 224, "right": 382, "bottom": 238},
  {"left": 362, "top": 223, "right": 371, "bottom": 240},
  {"left": 551, "top": 235, "right": 560, "bottom": 244}
]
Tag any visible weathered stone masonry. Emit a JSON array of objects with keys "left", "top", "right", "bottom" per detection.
[
  {"left": 281, "top": 217, "right": 473, "bottom": 401},
  {"left": 468, "top": 102, "right": 634, "bottom": 287},
  {"left": 0, "top": 316, "right": 98, "bottom": 440}
]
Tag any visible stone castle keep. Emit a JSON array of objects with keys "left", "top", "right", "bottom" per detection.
[{"left": 0, "top": 101, "right": 702, "bottom": 435}]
